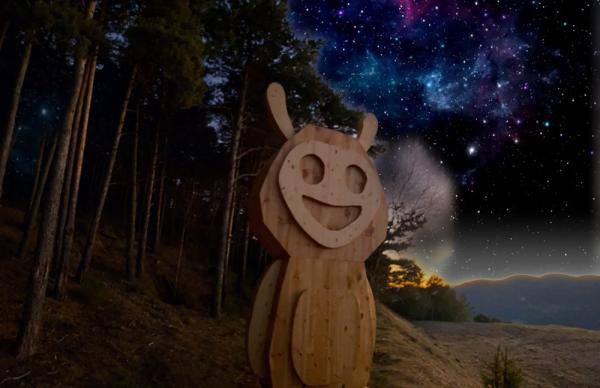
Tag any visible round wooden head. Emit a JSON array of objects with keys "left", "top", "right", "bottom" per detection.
[{"left": 248, "top": 83, "right": 387, "bottom": 261}]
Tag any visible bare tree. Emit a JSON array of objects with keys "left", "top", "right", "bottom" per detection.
[{"left": 368, "top": 140, "right": 453, "bottom": 293}]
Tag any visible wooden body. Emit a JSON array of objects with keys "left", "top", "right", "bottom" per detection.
[
  {"left": 248, "top": 257, "right": 376, "bottom": 387},
  {"left": 247, "top": 83, "right": 387, "bottom": 387}
]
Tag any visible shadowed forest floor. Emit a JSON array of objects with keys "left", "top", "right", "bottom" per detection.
[
  {"left": 0, "top": 206, "right": 260, "bottom": 387},
  {"left": 0, "top": 206, "right": 599, "bottom": 387}
]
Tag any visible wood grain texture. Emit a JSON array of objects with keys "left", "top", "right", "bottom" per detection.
[
  {"left": 266, "top": 83, "right": 295, "bottom": 140},
  {"left": 291, "top": 288, "right": 360, "bottom": 385},
  {"left": 247, "top": 84, "right": 386, "bottom": 388},
  {"left": 249, "top": 125, "right": 387, "bottom": 263},
  {"left": 356, "top": 113, "right": 378, "bottom": 151},
  {"left": 278, "top": 139, "right": 382, "bottom": 249},
  {"left": 268, "top": 258, "right": 376, "bottom": 388}
]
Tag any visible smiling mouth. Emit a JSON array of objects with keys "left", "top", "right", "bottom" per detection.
[{"left": 302, "top": 196, "right": 361, "bottom": 231}]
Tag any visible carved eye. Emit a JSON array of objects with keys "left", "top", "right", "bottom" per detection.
[
  {"left": 345, "top": 165, "right": 366, "bottom": 194},
  {"left": 300, "top": 154, "right": 324, "bottom": 184}
]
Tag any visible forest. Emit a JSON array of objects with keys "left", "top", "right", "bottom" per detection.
[{"left": 0, "top": 0, "right": 472, "bottom": 386}]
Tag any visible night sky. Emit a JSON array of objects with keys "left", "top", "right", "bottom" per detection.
[{"left": 288, "top": 0, "right": 600, "bottom": 282}]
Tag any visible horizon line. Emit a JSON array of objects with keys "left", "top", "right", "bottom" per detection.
[{"left": 450, "top": 272, "right": 600, "bottom": 287}]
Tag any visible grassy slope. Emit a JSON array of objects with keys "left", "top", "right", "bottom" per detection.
[
  {"left": 1, "top": 206, "right": 599, "bottom": 387},
  {"left": 374, "top": 304, "right": 600, "bottom": 388},
  {"left": 372, "top": 304, "right": 479, "bottom": 387},
  {"left": 416, "top": 320, "right": 600, "bottom": 388},
  {"left": 0, "top": 206, "right": 260, "bottom": 387}
]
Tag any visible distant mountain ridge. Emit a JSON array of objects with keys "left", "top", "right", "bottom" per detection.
[{"left": 454, "top": 273, "right": 600, "bottom": 330}]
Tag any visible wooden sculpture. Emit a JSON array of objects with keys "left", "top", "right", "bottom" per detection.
[{"left": 247, "top": 83, "right": 388, "bottom": 388}]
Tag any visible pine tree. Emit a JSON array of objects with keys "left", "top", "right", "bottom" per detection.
[
  {"left": 15, "top": 0, "right": 98, "bottom": 359},
  {"left": 206, "top": 0, "right": 360, "bottom": 316},
  {"left": 77, "top": 0, "right": 207, "bottom": 282}
]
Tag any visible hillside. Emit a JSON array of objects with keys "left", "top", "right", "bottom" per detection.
[
  {"left": 416, "top": 320, "right": 600, "bottom": 388},
  {"left": 1, "top": 206, "right": 600, "bottom": 387},
  {"left": 374, "top": 304, "right": 600, "bottom": 387},
  {"left": 0, "top": 206, "right": 261, "bottom": 387},
  {"left": 372, "top": 304, "right": 479, "bottom": 387},
  {"left": 455, "top": 274, "right": 600, "bottom": 329}
]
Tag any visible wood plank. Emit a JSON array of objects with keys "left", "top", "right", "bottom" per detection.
[
  {"left": 291, "top": 288, "right": 360, "bottom": 386},
  {"left": 269, "top": 258, "right": 375, "bottom": 388}
]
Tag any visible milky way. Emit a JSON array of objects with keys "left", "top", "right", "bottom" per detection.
[
  {"left": 289, "top": 0, "right": 599, "bottom": 281},
  {"left": 289, "top": 1, "right": 535, "bottom": 143}
]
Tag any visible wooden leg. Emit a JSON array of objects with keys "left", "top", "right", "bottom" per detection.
[{"left": 267, "top": 259, "right": 375, "bottom": 388}]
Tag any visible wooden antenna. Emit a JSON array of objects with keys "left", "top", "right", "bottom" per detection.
[
  {"left": 266, "top": 83, "right": 294, "bottom": 140},
  {"left": 357, "top": 113, "right": 378, "bottom": 150}
]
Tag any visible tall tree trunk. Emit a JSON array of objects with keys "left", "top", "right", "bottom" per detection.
[
  {"left": 15, "top": 0, "right": 97, "bottom": 359},
  {"left": 239, "top": 219, "right": 250, "bottom": 292},
  {"left": 0, "top": 22, "right": 8, "bottom": 53},
  {"left": 0, "top": 39, "right": 33, "bottom": 201},
  {"left": 222, "top": 180, "right": 239, "bottom": 304},
  {"left": 153, "top": 162, "right": 166, "bottom": 253},
  {"left": 174, "top": 184, "right": 195, "bottom": 301},
  {"left": 76, "top": 66, "right": 137, "bottom": 283},
  {"left": 126, "top": 106, "right": 140, "bottom": 281},
  {"left": 55, "top": 62, "right": 89, "bottom": 267},
  {"left": 55, "top": 55, "right": 97, "bottom": 299},
  {"left": 28, "top": 134, "right": 47, "bottom": 212},
  {"left": 136, "top": 127, "right": 159, "bottom": 278},
  {"left": 17, "top": 136, "right": 57, "bottom": 260},
  {"left": 159, "top": 180, "right": 168, "bottom": 242},
  {"left": 214, "top": 71, "right": 248, "bottom": 317}
]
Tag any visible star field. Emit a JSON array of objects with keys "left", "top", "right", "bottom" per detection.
[{"left": 289, "top": 0, "right": 600, "bottom": 281}]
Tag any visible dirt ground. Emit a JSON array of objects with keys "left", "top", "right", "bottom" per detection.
[
  {"left": 0, "top": 206, "right": 260, "bottom": 387},
  {"left": 1, "top": 205, "right": 599, "bottom": 387}
]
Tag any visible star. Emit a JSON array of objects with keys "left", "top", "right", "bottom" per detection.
[{"left": 289, "top": 0, "right": 595, "bottom": 282}]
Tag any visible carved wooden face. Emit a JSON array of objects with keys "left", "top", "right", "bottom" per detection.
[
  {"left": 278, "top": 139, "right": 383, "bottom": 249},
  {"left": 249, "top": 125, "right": 387, "bottom": 262}
]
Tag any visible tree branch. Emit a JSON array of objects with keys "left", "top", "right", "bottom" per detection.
[
  {"left": 236, "top": 146, "right": 276, "bottom": 161},
  {"left": 236, "top": 173, "right": 258, "bottom": 182},
  {"left": 0, "top": 371, "right": 31, "bottom": 386}
]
